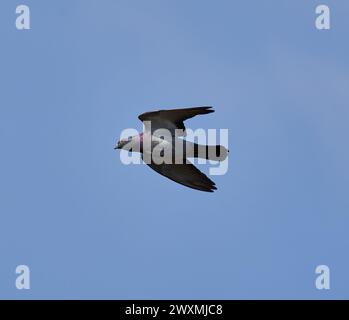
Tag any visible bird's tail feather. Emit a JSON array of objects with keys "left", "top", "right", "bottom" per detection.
[{"left": 184, "top": 141, "right": 229, "bottom": 161}]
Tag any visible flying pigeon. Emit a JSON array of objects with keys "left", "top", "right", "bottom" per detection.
[{"left": 115, "top": 106, "right": 228, "bottom": 192}]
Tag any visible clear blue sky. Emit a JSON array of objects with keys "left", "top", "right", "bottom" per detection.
[{"left": 0, "top": 0, "right": 348, "bottom": 299}]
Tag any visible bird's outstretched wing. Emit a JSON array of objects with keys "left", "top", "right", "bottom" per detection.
[
  {"left": 138, "top": 106, "right": 214, "bottom": 136},
  {"left": 146, "top": 160, "right": 217, "bottom": 192}
]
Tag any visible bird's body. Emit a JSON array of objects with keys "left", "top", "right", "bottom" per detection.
[{"left": 115, "top": 106, "right": 228, "bottom": 192}]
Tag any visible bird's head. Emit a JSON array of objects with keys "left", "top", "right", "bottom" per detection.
[{"left": 114, "top": 136, "right": 134, "bottom": 150}]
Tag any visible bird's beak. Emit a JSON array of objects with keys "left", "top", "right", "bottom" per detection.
[{"left": 114, "top": 141, "right": 121, "bottom": 150}]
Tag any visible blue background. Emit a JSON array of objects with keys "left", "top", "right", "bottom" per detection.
[{"left": 0, "top": 0, "right": 348, "bottom": 299}]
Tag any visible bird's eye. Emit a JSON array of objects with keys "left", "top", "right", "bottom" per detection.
[{"left": 128, "top": 136, "right": 132, "bottom": 141}]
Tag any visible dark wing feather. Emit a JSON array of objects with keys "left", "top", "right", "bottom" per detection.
[
  {"left": 138, "top": 106, "right": 214, "bottom": 136},
  {"left": 146, "top": 160, "right": 217, "bottom": 192}
]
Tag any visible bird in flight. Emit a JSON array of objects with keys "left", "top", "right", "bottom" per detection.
[{"left": 115, "top": 106, "right": 228, "bottom": 192}]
